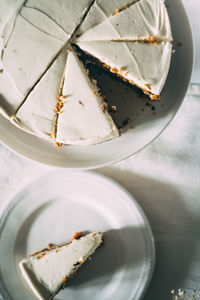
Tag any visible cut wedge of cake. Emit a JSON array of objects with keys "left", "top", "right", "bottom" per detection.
[
  {"left": 76, "top": 41, "right": 172, "bottom": 99},
  {"left": 76, "top": 0, "right": 172, "bottom": 42},
  {"left": 12, "top": 49, "right": 68, "bottom": 140},
  {"left": 19, "top": 232, "right": 103, "bottom": 300},
  {"left": 74, "top": 0, "right": 139, "bottom": 38},
  {"left": 54, "top": 48, "right": 119, "bottom": 145}
]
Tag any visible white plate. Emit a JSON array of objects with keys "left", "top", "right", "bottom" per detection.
[
  {"left": 0, "top": 0, "right": 194, "bottom": 169},
  {"left": 0, "top": 171, "right": 154, "bottom": 300}
]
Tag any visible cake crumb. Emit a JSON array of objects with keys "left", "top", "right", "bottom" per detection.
[
  {"left": 151, "top": 94, "right": 160, "bottom": 100},
  {"left": 79, "top": 100, "right": 84, "bottom": 106},
  {"left": 129, "top": 79, "right": 134, "bottom": 85},
  {"left": 110, "top": 67, "right": 118, "bottom": 73},
  {"left": 55, "top": 142, "right": 62, "bottom": 148},
  {"left": 111, "top": 105, "right": 117, "bottom": 111},
  {"left": 92, "top": 90, "right": 97, "bottom": 95},
  {"left": 115, "top": 8, "right": 120, "bottom": 14},
  {"left": 62, "top": 276, "right": 68, "bottom": 282},
  {"left": 147, "top": 35, "right": 156, "bottom": 42},
  {"left": 38, "top": 253, "right": 46, "bottom": 259},
  {"left": 123, "top": 3, "right": 128, "bottom": 8},
  {"left": 72, "top": 232, "right": 83, "bottom": 241},
  {"left": 48, "top": 243, "right": 56, "bottom": 249},
  {"left": 124, "top": 71, "right": 129, "bottom": 76},
  {"left": 145, "top": 83, "right": 151, "bottom": 90}
]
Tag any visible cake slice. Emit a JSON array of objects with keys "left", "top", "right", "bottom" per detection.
[
  {"left": 19, "top": 232, "right": 103, "bottom": 300},
  {"left": 12, "top": 49, "right": 68, "bottom": 140},
  {"left": 76, "top": 41, "right": 172, "bottom": 99},
  {"left": 54, "top": 48, "right": 119, "bottom": 145},
  {"left": 74, "top": 0, "right": 139, "bottom": 38},
  {"left": 75, "top": 0, "right": 172, "bottom": 42}
]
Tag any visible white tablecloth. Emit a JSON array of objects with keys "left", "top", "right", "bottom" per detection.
[{"left": 0, "top": 1, "right": 200, "bottom": 299}]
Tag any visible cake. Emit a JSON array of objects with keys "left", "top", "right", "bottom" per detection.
[
  {"left": 19, "top": 232, "right": 103, "bottom": 300},
  {"left": 0, "top": 0, "right": 172, "bottom": 145}
]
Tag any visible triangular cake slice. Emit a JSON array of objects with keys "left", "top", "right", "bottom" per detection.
[
  {"left": 75, "top": 0, "right": 172, "bottom": 42},
  {"left": 76, "top": 41, "right": 172, "bottom": 99},
  {"left": 74, "top": 0, "right": 139, "bottom": 38},
  {"left": 55, "top": 48, "right": 119, "bottom": 145},
  {"left": 19, "top": 232, "right": 103, "bottom": 300},
  {"left": 12, "top": 49, "right": 68, "bottom": 140}
]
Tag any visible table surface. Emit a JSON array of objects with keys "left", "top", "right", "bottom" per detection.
[{"left": 0, "top": 1, "right": 200, "bottom": 299}]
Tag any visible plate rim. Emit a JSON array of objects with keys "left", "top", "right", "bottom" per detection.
[{"left": 0, "top": 170, "right": 155, "bottom": 300}]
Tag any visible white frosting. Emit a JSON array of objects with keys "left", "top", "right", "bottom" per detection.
[
  {"left": 56, "top": 49, "right": 119, "bottom": 145},
  {"left": 25, "top": 0, "right": 94, "bottom": 36},
  {"left": 76, "top": 41, "right": 172, "bottom": 95},
  {"left": 0, "top": 0, "right": 93, "bottom": 117},
  {"left": 19, "top": 232, "right": 102, "bottom": 300},
  {"left": 0, "top": 68, "right": 23, "bottom": 117},
  {"left": 0, "top": 0, "right": 24, "bottom": 35},
  {"left": 2, "top": 11, "right": 65, "bottom": 96},
  {"left": 20, "top": 7, "right": 68, "bottom": 42},
  {"left": 76, "top": 0, "right": 172, "bottom": 42},
  {"left": 13, "top": 49, "right": 68, "bottom": 139},
  {"left": 75, "top": 0, "right": 139, "bottom": 38}
]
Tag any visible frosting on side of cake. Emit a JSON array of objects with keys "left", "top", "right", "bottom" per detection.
[
  {"left": 75, "top": 0, "right": 172, "bottom": 42},
  {"left": 76, "top": 41, "right": 172, "bottom": 97},
  {"left": 12, "top": 48, "right": 68, "bottom": 139},
  {"left": 55, "top": 48, "right": 119, "bottom": 145},
  {"left": 19, "top": 232, "right": 103, "bottom": 300}
]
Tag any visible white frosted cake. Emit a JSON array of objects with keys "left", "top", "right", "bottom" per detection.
[
  {"left": 0, "top": 0, "right": 172, "bottom": 145},
  {"left": 19, "top": 232, "right": 103, "bottom": 300}
]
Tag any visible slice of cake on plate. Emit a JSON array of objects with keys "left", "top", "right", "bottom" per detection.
[
  {"left": 54, "top": 48, "right": 119, "bottom": 145},
  {"left": 19, "top": 232, "right": 103, "bottom": 300}
]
